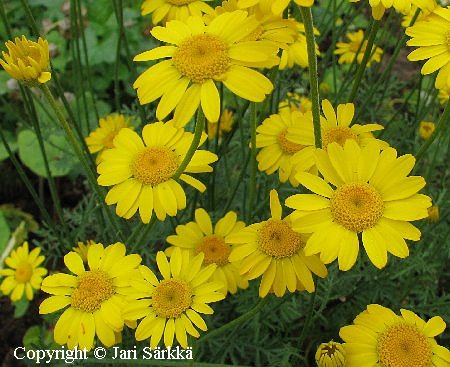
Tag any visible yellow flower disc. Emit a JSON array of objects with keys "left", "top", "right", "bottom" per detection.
[
  {"left": 132, "top": 147, "right": 179, "bottom": 186},
  {"left": 195, "top": 235, "right": 231, "bottom": 266},
  {"left": 71, "top": 270, "right": 115, "bottom": 313},
  {"left": 377, "top": 323, "right": 432, "bottom": 367},
  {"left": 172, "top": 34, "right": 230, "bottom": 84},
  {"left": 277, "top": 129, "right": 304, "bottom": 154},
  {"left": 15, "top": 262, "right": 33, "bottom": 283},
  {"left": 258, "top": 219, "right": 304, "bottom": 259},
  {"left": 330, "top": 182, "right": 384, "bottom": 233},
  {"left": 322, "top": 126, "right": 358, "bottom": 148},
  {"left": 152, "top": 279, "right": 193, "bottom": 318}
]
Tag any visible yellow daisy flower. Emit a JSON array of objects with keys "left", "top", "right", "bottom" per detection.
[
  {"left": 278, "top": 92, "right": 312, "bottom": 113},
  {"left": 407, "top": 6, "right": 450, "bottom": 88},
  {"left": 315, "top": 341, "right": 346, "bottom": 367},
  {"left": 124, "top": 248, "right": 225, "bottom": 348},
  {"left": 418, "top": 121, "right": 435, "bottom": 140},
  {"left": 334, "top": 30, "right": 383, "bottom": 66},
  {"left": 438, "top": 84, "right": 450, "bottom": 104},
  {"left": 141, "top": 0, "right": 214, "bottom": 25},
  {"left": 97, "top": 121, "right": 218, "bottom": 222},
  {"left": 39, "top": 242, "right": 143, "bottom": 350},
  {"left": 207, "top": 108, "right": 234, "bottom": 140},
  {"left": 256, "top": 106, "right": 316, "bottom": 186},
  {"left": 287, "top": 99, "right": 388, "bottom": 151},
  {"left": 133, "top": 11, "right": 276, "bottom": 127},
  {"left": 286, "top": 140, "right": 432, "bottom": 270},
  {"left": 349, "top": 0, "right": 436, "bottom": 19},
  {"left": 228, "top": 190, "right": 328, "bottom": 297},
  {"left": 427, "top": 205, "right": 439, "bottom": 223},
  {"left": 340, "top": 304, "right": 450, "bottom": 367},
  {"left": 166, "top": 208, "right": 248, "bottom": 294},
  {"left": 279, "top": 20, "right": 320, "bottom": 69},
  {"left": 72, "top": 240, "right": 96, "bottom": 263},
  {"left": 0, "top": 36, "right": 51, "bottom": 85},
  {"left": 401, "top": 2, "right": 436, "bottom": 27},
  {"left": 237, "top": 0, "right": 314, "bottom": 14},
  {"left": 85, "top": 114, "right": 132, "bottom": 162},
  {"left": 0, "top": 241, "right": 47, "bottom": 301}
]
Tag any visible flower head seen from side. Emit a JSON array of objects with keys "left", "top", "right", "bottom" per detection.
[
  {"left": 228, "top": 190, "right": 328, "bottom": 297},
  {"left": 72, "top": 240, "right": 96, "bottom": 263},
  {"left": 166, "top": 209, "right": 248, "bottom": 294},
  {"left": 315, "top": 341, "right": 346, "bottom": 367},
  {"left": 207, "top": 108, "right": 234, "bottom": 140},
  {"left": 97, "top": 121, "right": 218, "bottom": 222},
  {"left": 39, "top": 242, "right": 143, "bottom": 350},
  {"left": 85, "top": 114, "right": 132, "bottom": 162},
  {"left": 0, "top": 36, "right": 51, "bottom": 85},
  {"left": 124, "top": 248, "right": 225, "bottom": 348},
  {"left": 287, "top": 99, "right": 388, "bottom": 153},
  {"left": 141, "top": 0, "right": 214, "bottom": 25},
  {"left": 401, "top": 3, "right": 436, "bottom": 27},
  {"left": 340, "top": 304, "right": 450, "bottom": 367},
  {"left": 334, "top": 30, "right": 383, "bottom": 66},
  {"left": 133, "top": 11, "right": 276, "bottom": 127},
  {"left": 418, "top": 121, "right": 435, "bottom": 140},
  {"left": 278, "top": 92, "right": 312, "bottom": 113},
  {"left": 256, "top": 106, "right": 316, "bottom": 186},
  {"left": 406, "top": 6, "right": 450, "bottom": 89},
  {"left": 286, "top": 140, "right": 432, "bottom": 270},
  {"left": 0, "top": 241, "right": 47, "bottom": 301}
]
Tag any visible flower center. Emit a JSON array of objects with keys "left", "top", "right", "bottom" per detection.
[
  {"left": 15, "top": 262, "right": 33, "bottom": 283},
  {"left": 244, "top": 25, "right": 265, "bottom": 42},
  {"left": 258, "top": 219, "right": 304, "bottom": 259},
  {"left": 71, "top": 270, "right": 115, "bottom": 313},
  {"left": 278, "top": 129, "right": 304, "bottom": 154},
  {"left": 377, "top": 323, "right": 432, "bottom": 367},
  {"left": 102, "top": 131, "right": 117, "bottom": 149},
  {"left": 195, "top": 235, "right": 231, "bottom": 266},
  {"left": 166, "top": 0, "right": 195, "bottom": 5},
  {"left": 330, "top": 182, "right": 384, "bottom": 233},
  {"left": 152, "top": 279, "right": 192, "bottom": 318},
  {"left": 172, "top": 34, "right": 230, "bottom": 84},
  {"left": 132, "top": 147, "right": 179, "bottom": 186},
  {"left": 322, "top": 126, "right": 358, "bottom": 148}
]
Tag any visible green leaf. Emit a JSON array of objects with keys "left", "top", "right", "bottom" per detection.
[
  {"left": 0, "top": 131, "right": 18, "bottom": 161},
  {"left": 0, "top": 70, "right": 11, "bottom": 95},
  {"left": 23, "top": 326, "right": 42, "bottom": 349},
  {"left": 0, "top": 211, "right": 10, "bottom": 253},
  {"left": 14, "top": 297, "right": 30, "bottom": 318},
  {"left": 17, "top": 129, "right": 76, "bottom": 177}
]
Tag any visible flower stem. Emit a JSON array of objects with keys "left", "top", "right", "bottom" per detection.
[
  {"left": 348, "top": 19, "right": 380, "bottom": 103},
  {"left": 300, "top": 6, "right": 322, "bottom": 148},
  {"left": 298, "top": 292, "right": 317, "bottom": 351},
  {"left": 174, "top": 108, "right": 205, "bottom": 179},
  {"left": 196, "top": 298, "right": 267, "bottom": 345},
  {"left": 247, "top": 102, "right": 258, "bottom": 220},
  {"left": 39, "top": 84, "right": 123, "bottom": 236},
  {"left": 415, "top": 99, "right": 450, "bottom": 164}
]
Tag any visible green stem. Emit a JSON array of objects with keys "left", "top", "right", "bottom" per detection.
[
  {"left": 348, "top": 19, "right": 380, "bottom": 103},
  {"left": 39, "top": 84, "right": 123, "bottom": 236},
  {"left": 298, "top": 292, "right": 317, "bottom": 350},
  {"left": 300, "top": 7, "right": 322, "bottom": 148},
  {"left": 247, "top": 102, "right": 257, "bottom": 220},
  {"left": 415, "top": 100, "right": 450, "bottom": 163},
  {"left": 196, "top": 298, "right": 267, "bottom": 345},
  {"left": 173, "top": 109, "right": 205, "bottom": 179}
]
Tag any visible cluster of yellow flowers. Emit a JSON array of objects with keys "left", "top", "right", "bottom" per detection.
[{"left": 0, "top": 0, "right": 449, "bottom": 365}]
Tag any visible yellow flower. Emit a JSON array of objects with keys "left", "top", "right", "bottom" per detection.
[
  {"left": 340, "top": 304, "right": 450, "bottom": 367},
  {"left": 166, "top": 209, "right": 248, "bottom": 294},
  {"left": 279, "top": 20, "right": 320, "bottom": 69},
  {"left": 286, "top": 140, "right": 432, "bottom": 270},
  {"left": 287, "top": 99, "right": 388, "bottom": 151},
  {"left": 0, "top": 241, "right": 47, "bottom": 301},
  {"left": 418, "top": 121, "right": 435, "bottom": 139},
  {"left": 85, "top": 114, "right": 132, "bottom": 162},
  {"left": 237, "top": 0, "right": 314, "bottom": 14},
  {"left": 0, "top": 36, "right": 51, "bottom": 85},
  {"left": 438, "top": 84, "right": 450, "bottom": 104},
  {"left": 315, "top": 341, "right": 346, "bottom": 367},
  {"left": 334, "top": 30, "right": 383, "bottom": 67},
  {"left": 349, "top": 0, "right": 436, "bottom": 19},
  {"left": 407, "top": 6, "right": 450, "bottom": 89},
  {"left": 72, "top": 240, "right": 96, "bottom": 263},
  {"left": 207, "top": 109, "right": 234, "bottom": 140},
  {"left": 97, "top": 121, "right": 218, "bottom": 222},
  {"left": 133, "top": 11, "right": 276, "bottom": 127},
  {"left": 124, "top": 248, "right": 225, "bottom": 348},
  {"left": 279, "top": 92, "right": 312, "bottom": 113},
  {"left": 39, "top": 242, "right": 143, "bottom": 350},
  {"left": 256, "top": 106, "right": 316, "bottom": 186},
  {"left": 141, "top": 0, "right": 214, "bottom": 25},
  {"left": 427, "top": 205, "right": 439, "bottom": 223},
  {"left": 228, "top": 190, "right": 328, "bottom": 297},
  {"left": 401, "top": 3, "right": 436, "bottom": 27}
]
